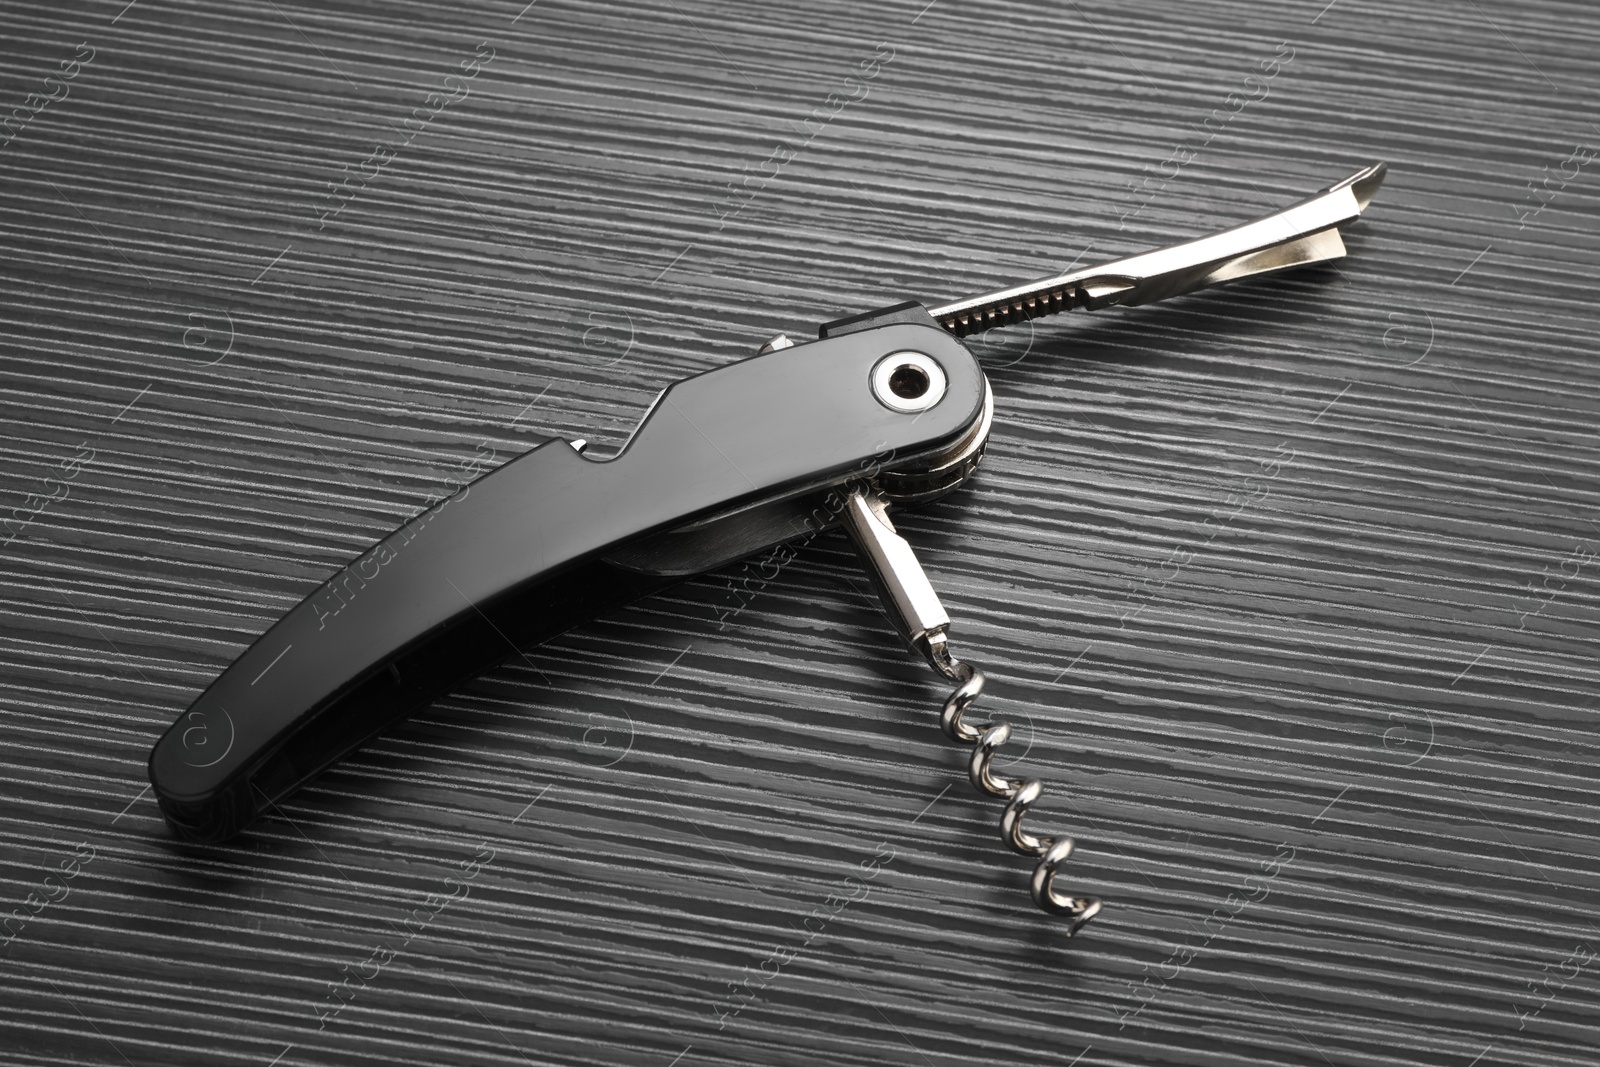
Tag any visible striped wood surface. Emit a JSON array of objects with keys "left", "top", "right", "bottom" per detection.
[{"left": 0, "top": 0, "right": 1597, "bottom": 1065}]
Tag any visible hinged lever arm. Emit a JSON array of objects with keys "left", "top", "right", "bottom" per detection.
[{"left": 927, "top": 163, "right": 1387, "bottom": 336}]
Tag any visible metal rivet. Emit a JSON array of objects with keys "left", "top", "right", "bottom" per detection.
[{"left": 870, "top": 351, "right": 946, "bottom": 414}]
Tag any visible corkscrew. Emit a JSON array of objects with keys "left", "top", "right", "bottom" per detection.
[
  {"left": 840, "top": 490, "right": 1102, "bottom": 928},
  {"left": 148, "top": 164, "right": 1386, "bottom": 929}
]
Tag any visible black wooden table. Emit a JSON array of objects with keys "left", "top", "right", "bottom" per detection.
[{"left": 2, "top": 1, "right": 1596, "bottom": 1064}]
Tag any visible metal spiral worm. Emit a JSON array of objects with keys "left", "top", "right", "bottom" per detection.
[{"left": 922, "top": 631, "right": 1101, "bottom": 930}]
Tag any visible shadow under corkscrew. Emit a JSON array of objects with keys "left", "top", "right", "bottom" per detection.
[{"left": 923, "top": 631, "right": 1101, "bottom": 931}]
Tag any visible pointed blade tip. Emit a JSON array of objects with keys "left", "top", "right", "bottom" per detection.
[{"left": 1344, "top": 162, "right": 1387, "bottom": 212}]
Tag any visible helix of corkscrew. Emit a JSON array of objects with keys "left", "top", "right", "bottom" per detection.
[{"left": 921, "top": 630, "right": 1102, "bottom": 930}]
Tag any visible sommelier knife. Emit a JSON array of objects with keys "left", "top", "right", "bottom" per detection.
[{"left": 150, "top": 163, "right": 1386, "bottom": 929}]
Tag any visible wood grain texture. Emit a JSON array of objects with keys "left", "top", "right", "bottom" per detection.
[{"left": 0, "top": 0, "right": 1597, "bottom": 1064}]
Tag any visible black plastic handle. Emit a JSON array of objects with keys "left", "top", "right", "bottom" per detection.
[{"left": 149, "top": 320, "right": 985, "bottom": 841}]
